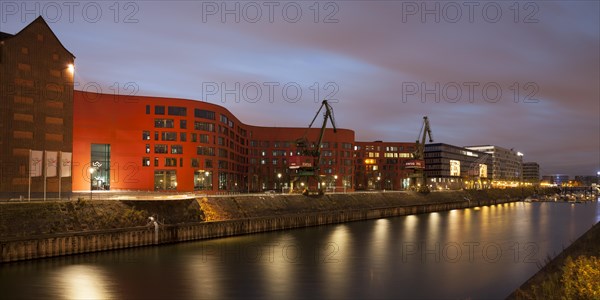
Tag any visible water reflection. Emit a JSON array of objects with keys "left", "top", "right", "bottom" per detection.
[
  {"left": 0, "top": 201, "right": 598, "bottom": 299},
  {"left": 51, "top": 265, "right": 115, "bottom": 300}
]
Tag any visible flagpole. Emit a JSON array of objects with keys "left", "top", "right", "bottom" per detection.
[
  {"left": 28, "top": 149, "right": 31, "bottom": 202},
  {"left": 44, "top": 151, "right": 47, "bottom": 201},
  {"left": 58, "top": 152, "right": 62, "bottom": 200}
]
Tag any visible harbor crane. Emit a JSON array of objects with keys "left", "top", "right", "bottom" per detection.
[
  {"left": 406, "top": 116, "right": 433, "bottom": 193},
  {"left": 288, "top": 100, "right": 337, "bottom": 196}
]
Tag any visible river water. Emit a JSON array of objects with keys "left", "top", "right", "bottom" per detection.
[{"left": 1, "top": 201, "right": 599, "bottom": 299}]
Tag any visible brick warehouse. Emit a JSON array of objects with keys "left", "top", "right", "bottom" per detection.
[
  {"left": 1, "top": 17, "right": 433, "bottom": 196},
  {"left": 0, "top": 17, "right": 75, "bottom": 198}
]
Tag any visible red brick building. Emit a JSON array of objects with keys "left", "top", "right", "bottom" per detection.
[
  {"left": 72, "top": 91, "right": 355, "bottom": 194},
  {"left": 354, "top": 141, "right": 416, "bottom": 190},
  {"left": 0, "top": 17, "right": 75, "bottom": 198}
]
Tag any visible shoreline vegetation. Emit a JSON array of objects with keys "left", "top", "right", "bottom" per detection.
[
  {"left": 1, "top": 188, "right": 554, "bottom": 240},
  {"left": 509, "top": 221, "right": 600, "bottom": 300}
]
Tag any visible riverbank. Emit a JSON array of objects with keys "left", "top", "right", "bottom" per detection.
[
  {"left": 508, "top": 220, "right": 600, "bottom": 299},
  {"left": 0, "top": 188, "right": 553, "bottom": 262}
]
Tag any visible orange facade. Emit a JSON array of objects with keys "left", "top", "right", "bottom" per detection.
[{"left": 72, "top": 91, "right": 355, "bottom": 193}]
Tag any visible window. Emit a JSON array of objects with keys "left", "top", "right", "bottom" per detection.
[
  {"left": 168, "top": 106, "right": 187, "bottom": 116},
  {"left": 143, "top": 131, "right": 151, "bottom": 140},
  {"left": 155, "top": 106, "right": 165, "bottom": 115},
  {"left": 180, "top": 132, "right": 187, "bottom": 142},
  {"left": 165, "top": 158, "right": 177, "bottom": 167},
  {"left": 155, "top": 144, "right": 168, "bottom": 154},
  {"left": 218, "top": 148, "right": 228, "bottom": 158},
  {"left": 218, "top": 160, "right": 228, "bottom": 169},
  {"left": 191, "top": 133, "right": 197, "bottom": 142},
  {"left": 180, "top": 120, "right": 187, "bottom": 129},
  {"left": 146, "top": 105, "right": 150, "bottom": 114},
  {"left": 154, "top": 131, "right": 159, "bottom": 141},
  {"left": 154, "top": 170, "right": 177, "bottom": 191},
  {"left": 195, "top": 121, "right": 215, "bottom": 132},
  {"left": 161, "top": 132, "right": 177, "bottom": 141},
  {"left": 218, "top": 125, "right": 228, "bottom": 135},
  {"left": 191, "top": 158, "right": 200, "bottom": 168},
  {"left": 155, "top": 119, "right": 174, "bottom": 128},
  {"left": 90, "top": 144, "right": 111, "bottom": 190},
  {"left": 220, "top": 114, "right": 228, "bottom": 124},
  {"left": 197, "top": 146, "right": 215, "bottom": 156},
  {"left": 195, "top": 109, "right": 215, "bottom": 120},
  {"left": 142, "top": 157, "right": 150, "bottom": 167},
  {"left": 199, "top": 134, "right": 210, "bottom": 143},
  {"left": 154, "top": 157, "right": 159, "bottom": 167},
  {"left": 146, "top": 144, "right": 150, "bottom": 153},
  {"left": 217, "top": 136, "right": 226, "bottom": 145},
  {"left": 205, "top": 159, "right": 213, "bottom": 168},
  {"left": 171, "top": 145, "right": 183, "bottom": 154}
]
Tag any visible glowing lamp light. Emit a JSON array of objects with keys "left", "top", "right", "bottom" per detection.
[{"left": 67, "top": 63, "right": 74, "bottom": 74}]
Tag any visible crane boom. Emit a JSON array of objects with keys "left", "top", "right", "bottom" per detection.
[
  {"left": 289, "top": 100, "right": 337, "bottom": 195},
  {"left": 408, "top": 116, "right": 433, "bottom": 193}
]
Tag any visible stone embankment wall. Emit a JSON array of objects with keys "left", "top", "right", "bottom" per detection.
[{"left": 1, "top": 188, "right": 551, "bottom": 262}]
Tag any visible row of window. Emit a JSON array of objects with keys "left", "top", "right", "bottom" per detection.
[
  {"left": 146, "top": 105, "right": 222, "bottom": 120},
  {"left": 143, "top": 157, "right": 239, "bottom": 170}
]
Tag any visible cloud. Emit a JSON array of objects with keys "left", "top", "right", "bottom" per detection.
[{"left": 3, "top": 1, "right": 597, "bottom": 175}]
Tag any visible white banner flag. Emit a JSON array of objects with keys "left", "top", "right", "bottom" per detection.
[
  {"left": 60, "top": 152, "right": 72, "bottom": 177},
  {"left": 30, "top": 150, "right": 43, "bottom": 177},
  {"left": 45, "top": 151, "right": 58, "bottom": 177}
]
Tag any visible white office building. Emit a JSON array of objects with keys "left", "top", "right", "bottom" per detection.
[{"left": 464, "top": 145, "right": 523, "bottom": 181}]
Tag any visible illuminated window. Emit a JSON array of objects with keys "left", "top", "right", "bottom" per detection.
[
  {"left": 171, "top": 145, "right": 183, "bottom": 154},
  {"left": 154, "top": 144, "right": 168, "bottom": 154},
  {"left": 165, "top": 158, "right": 177, "bottom": 167}
]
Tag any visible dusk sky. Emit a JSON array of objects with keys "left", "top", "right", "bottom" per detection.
[{"left": 2, "top": 1, "right": 598, "bottom": 176}]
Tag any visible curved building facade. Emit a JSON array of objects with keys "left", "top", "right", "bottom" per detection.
[{"left": 73, "top": 91, "right": 355, "bottom": 194}]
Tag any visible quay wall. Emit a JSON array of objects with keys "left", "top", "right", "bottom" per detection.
[{"left": 0, "top": 188, "right": 550, "bottom": 262}]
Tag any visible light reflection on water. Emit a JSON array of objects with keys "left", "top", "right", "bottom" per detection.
[
  {"left": 0, "top": 201, "right": 598, "bottom": 299},
  {"left": 50, "top": 265, "right": 115, "bottom": 300}
]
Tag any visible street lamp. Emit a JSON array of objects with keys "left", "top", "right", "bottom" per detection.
[
  {"left": 333, "top": 175, "right": 338, "bottom": 193},
  {"left": 277, "top": 173, "right": 282, "bottom": 193},
  {"left": 89, "top": 167, "right": 95, "bottom": 200}
]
